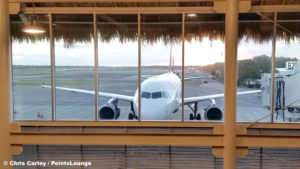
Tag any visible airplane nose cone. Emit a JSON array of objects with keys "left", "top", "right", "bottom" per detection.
[{"left": 140, "top": 99, "right": 166, "bottom": 120}]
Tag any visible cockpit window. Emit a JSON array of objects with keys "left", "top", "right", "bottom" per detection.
[
  {"left": 151, "top": 92, "right": 162, "bottom": 99},
  {"left": 142, "top": 91, "right": 167, "bottom": 99},
  {"left": 141, "top": 92, "right": 151, "bottom": 99},
  {"left": 162, "top": 91, "right": 170, "bottom": 98}
]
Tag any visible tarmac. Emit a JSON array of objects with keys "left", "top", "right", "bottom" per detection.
[{"left": 12, "top": 66, "right": 291, "bottom": 123}]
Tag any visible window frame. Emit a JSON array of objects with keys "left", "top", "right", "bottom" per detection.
[{"left": 10, "top": 10, "right": 298, "bottom": 125}]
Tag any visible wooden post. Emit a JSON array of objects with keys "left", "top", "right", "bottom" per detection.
[
  {"left": 224, "top": 0, "right": 239, "bottom": 169},
  {"left": 0, "top": 0, "right": 13, "bottom": 168},
  {"left": 270, "top": 12, "right": 277, "bottom": 123}
]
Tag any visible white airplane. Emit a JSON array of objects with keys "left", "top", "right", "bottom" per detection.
[
  {"left": 41, "top": 50, "right": 261, "bottom": 121},
  {"left": 41, "top": 71, "right": 260, "bottom": 121}
]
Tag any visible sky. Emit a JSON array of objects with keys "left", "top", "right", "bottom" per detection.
[{"left": 12, "top": 37, "right": 300, "bottom": 66}]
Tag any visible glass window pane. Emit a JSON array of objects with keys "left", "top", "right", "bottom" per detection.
[
  {"left": 141, "top": 14, "right": 182, "bottom": 121},
  {"left": 97, "top": 14, "right": 138, "bottom": 121},
  {"left": 11, "top": 14, "right": 51, "bottom": 120},
  {"left": 184, "top": 13, "right": 225, "bottom": 121},
  {"left": 237, "top": 147, "right": 300, "bottom": 168},
  {"left": 274, "top": 12, "right": 300, "bottom": 123},
  {"left": 237, "top": 13, "right": 273, "bottom": 122},
  {"left": 54, "top": 14, "right": 95, "bottom": 120}
]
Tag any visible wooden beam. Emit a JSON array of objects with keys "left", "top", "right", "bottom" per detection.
[
  {"left": 237, "top": 135, "right": 300, "bottom": 148},
  {"left": 17, "top": 4, "right": 300, "bottom": 14},
  {"left": 10, "top": 132, "right": 224, "bottom": 146},
  {"left": 251, "top": 5, "right": 300, "bottom": 12},
  {"left": 22, "top": 6, "right": 215, "bottom": 14},
  {"left": 223, "top": 0, "right": 238, "bottom": 168},
  {"left": 214, "top": 0, "right": 250, "bottom": 13},
  {"left": 9, "top": 0, "right": 218, "bottom": 2},
  {"left": 11, "top": 145, "right": 23, "bottom": 155},
  {"left": 9, "top": 2, "right": 20, "bottom": 14},
  {"left": 242, "top": 123, "right": 300, "bottom": 129},
  {"left": 0, "top": 0, "right": 13, "bottom": 168},
  {"left": 9, "top": 130, "right": 300, "bottom": 148},
  {"left": 11, "top": 121, "right": 300, "bottom": 129},
  {"left": 11, "top": 121, "right": 223, "bottom": 127}
]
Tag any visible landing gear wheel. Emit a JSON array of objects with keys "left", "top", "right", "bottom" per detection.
[
  {"left": 189, "top": 113, "right": 194, "bottom": 120},
  {"left": 128, "top": 113, "right": 135, "bottom": 120},
  {"left": 196, "top": 114, "right": 201, "bottom": 120}
]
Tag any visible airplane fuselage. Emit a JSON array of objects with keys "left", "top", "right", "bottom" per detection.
[{"left": 133, "top": 72, "right": 181, "bottom": 120}]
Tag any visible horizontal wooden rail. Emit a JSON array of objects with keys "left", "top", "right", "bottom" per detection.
[{"left": 9, "top": 123, "right": 300, "bottom": 148}]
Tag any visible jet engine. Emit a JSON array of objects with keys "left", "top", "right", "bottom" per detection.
[
  {"left": 204, "top": 99, "right": 223, "bottom": 120},
  {"left": 99, "top": 98, "right": 120, "bottom": 120}
]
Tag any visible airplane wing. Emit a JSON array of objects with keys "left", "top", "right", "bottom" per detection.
[
  {"left": 183, "top": 90, "right": 261, "bottom": 105},
  {"left": 141, "top": 75, "right": 154, "bottom": 79},
  {"left": 183, "top": 76, "right": 204, "bottom": 80},
  {"left": 141, "top": 74, "right": 204, "bottom": 80},
  {"left": 41, "top": 85, "right": 134, "bottom": 102}
]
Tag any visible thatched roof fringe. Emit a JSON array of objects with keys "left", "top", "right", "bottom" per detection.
[
  {"left": 27, "top": 0, "right": 300, "bottom": 8},
  {"left": 10, "top": 15, "right": 300, "bottom": 46}
]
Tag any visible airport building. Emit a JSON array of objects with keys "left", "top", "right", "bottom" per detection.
[{"left": 1, "top": 0, "right": 300, "bottom": 169}]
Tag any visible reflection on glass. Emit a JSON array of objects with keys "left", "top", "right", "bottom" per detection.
[
  {"left": 184, "top": 13, "right": 225, "bottom": 121},
  {"left": 54, "top": 14, "right": 95, "bottom": 120},
  {"left": 237, "top": 13, "right": 273, "bottom": 122},
  {"left": 273, "top": 12, "right": 300, "bottom": 123},
  {"left": 237, "top": 148, "right": 300, "bottom": 168},
  {"left": 141, "top": 14, "right": 182, "bottom": 121},
  {"left": 97, "top": 14, "right": 138, "bottom": 121},
  {"left": 11, "top": 14, "right": 51, "bottom": 120}
]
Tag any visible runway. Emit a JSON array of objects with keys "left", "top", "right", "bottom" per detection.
[{"left": 12, "top": 66, "right": 284, "bottom": 123}]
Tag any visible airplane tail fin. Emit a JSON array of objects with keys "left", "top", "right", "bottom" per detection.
[{"left": 169, "top": 45, "right": 174, "bottom": 73}]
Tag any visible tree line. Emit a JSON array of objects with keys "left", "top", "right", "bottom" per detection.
[{"left": 200, "top": 55, "right": 298, "bottom": 86}]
